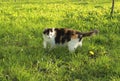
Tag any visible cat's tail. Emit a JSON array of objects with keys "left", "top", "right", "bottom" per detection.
[{"left": 81, "top": 29, "right": 99, "bottom": 37}]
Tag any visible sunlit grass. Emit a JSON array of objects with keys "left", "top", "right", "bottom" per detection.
[{"left": 0, "top": 1, "right": 120, "bottom": 81}]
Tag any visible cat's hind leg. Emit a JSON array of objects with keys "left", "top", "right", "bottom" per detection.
[
  {"left": 68, "top": 39, "right": 79, "bottom": 52},
  {"left": 79, "top": 40, "right": 82, "bottom": 47},
  {"left": 68, "top": 45, "right": 76, "bottom": 52}
]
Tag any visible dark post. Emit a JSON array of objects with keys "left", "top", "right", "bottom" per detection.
[{"left": 110, "top": 0, "right": 114, "bottom": 18}]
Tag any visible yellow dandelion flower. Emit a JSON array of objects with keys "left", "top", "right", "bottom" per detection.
[{"left": 89, "top": 51, "right": 94, "bottom": 55}]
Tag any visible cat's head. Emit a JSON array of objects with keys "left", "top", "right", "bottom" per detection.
[{"left": 43, "top": 28, "right": 55, "bottom": 39}]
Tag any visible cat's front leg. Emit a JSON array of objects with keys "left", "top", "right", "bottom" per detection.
[
  {"left": 49, "top": 43, "right": 55, "bottom": 50},
  {"left": 43, "top": 41, "right": 47, "bottom": 48}
]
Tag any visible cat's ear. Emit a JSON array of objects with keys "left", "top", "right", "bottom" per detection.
[{"left": 43, "top": 28, "right": 48, "bottom": 34}]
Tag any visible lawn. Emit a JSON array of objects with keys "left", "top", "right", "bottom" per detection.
[{"left": 0, "top": 0, "right": 120, "bottom": 81}]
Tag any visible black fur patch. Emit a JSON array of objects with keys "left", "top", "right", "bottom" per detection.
[
  {"left": 55, "top": 28, "right": 65, "bottom": 44},
  {"left": 43, "top": 28, "right": 52, "bottom": 35},
  {"left": 55, "top": 28, "right": 77, "bottom": 44}
]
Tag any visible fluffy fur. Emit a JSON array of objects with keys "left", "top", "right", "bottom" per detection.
[{"left": 43, "top": 28, "right": 98, "bottom": 52}]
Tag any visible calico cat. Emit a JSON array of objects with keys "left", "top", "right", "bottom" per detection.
[{"left": 43, "top": 28, "right": 98, "bottom": 52}]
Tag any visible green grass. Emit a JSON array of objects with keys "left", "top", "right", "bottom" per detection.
[{"left": 0, "top": 0, "right": 120, "bottom": 81}]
